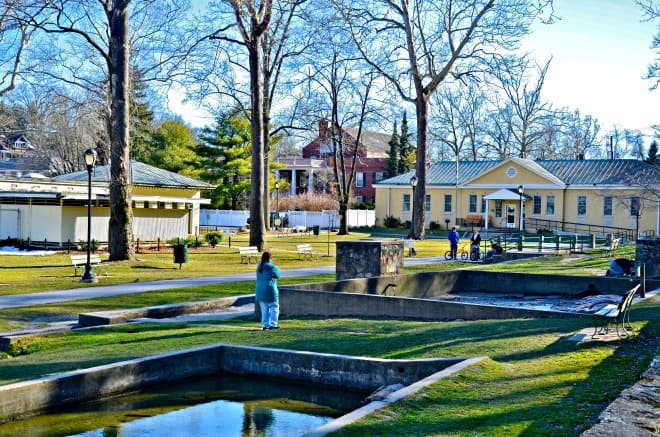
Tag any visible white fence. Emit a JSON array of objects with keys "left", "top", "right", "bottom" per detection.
[
  {"left": 200, "top": 209, "right": 375, "bottom": 229},
  {"left": 201, "top": 209, "right": 250, "bottom": 227}
]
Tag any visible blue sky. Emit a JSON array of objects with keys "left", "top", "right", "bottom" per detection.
[
  {"left": 173, "top": 0, "right": 658, "bottom": 137},
  {"left": 523, "top": 0, "right": 658, "bottom": 134}
]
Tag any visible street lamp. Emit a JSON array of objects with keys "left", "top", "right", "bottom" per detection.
[
  {"left": 81, "top": 148, "right": 98, "bottom": 283},
  {"left": 274, "top": 180, "right": 280, "bottom": 230},
  {"left": 517, "top": 185, "right": 524, "bottom": 232},
  {"left": 410, "top": 175, "right": 418, "bottom": 239}
]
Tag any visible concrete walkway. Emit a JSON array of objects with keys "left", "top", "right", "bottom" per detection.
[{"left": 0, "top": 256, "right": 448, "bottom": 309}]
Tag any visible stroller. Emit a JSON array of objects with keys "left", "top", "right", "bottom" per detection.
[{"left": 470, "top": 243, "right": 480, "bottom": 261}]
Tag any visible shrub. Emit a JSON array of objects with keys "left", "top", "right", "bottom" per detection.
[
  {"left": 6, "top": 338, "right": 41, "bottom": 357},
  {"left": 167, "top": 235, "right": 199, "bottom": 247},
  {"left": 277, "top": 192, "right": 339, "bottom": 212},
  {"left": 78, "top": 239, "right": 101, "bottom": 251},
  {"left": 205, "top": 231, "right": 223, "bottom": 247},
  {"left": 429, "top": 221, "right": 440, "bottom": 231},
  {"left": 383, "top": 215, "right": 401, "bottom": 228}
]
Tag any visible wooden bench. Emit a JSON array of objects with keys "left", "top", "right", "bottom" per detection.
[
  {"left": 238, "top": 246, "right": 259, "bottom": 264},
  {"left": 403, "top": 239, "right": 417, "bottom": 256},
  {"left": 591, "top": 284, "right": 640, "bottom": 338},
  {"left": 602, "top": 238, "right": 620, "bottom": 257},
  {"left": 70, "top": 254, "right": 102, "bottom": 276},
  {"left": 296, "top": 244, "right": 320, "bottom": 260}
]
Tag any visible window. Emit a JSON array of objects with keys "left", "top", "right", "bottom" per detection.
[
  {"left": 603, "top": 196, "right": 613, "bottom": 216},
  {"left": 372, "top": 172, "right": 384, "bottom": 183},
  {"left": 481, "top": 196, "right": 486, "bottom": 213},
  {"left": 403, "top": 194, "right": 411, "bottom": 212},
  {"left": 577, "top": 196, "right": 587, "bottom": 216},
  {"left": 533, "top": 195, "right": 542, "bottom": 215},
  {"left": 546, "top": 195, "right": 555, "bottom": 216},
  {"left": 469, "top": 194, "right": 477, "bottom": 213},
  {"left": 444, "top": 194, "right": 452, "bottom": 213},
  {"left": 355, "top": 195, "right": 364, "bottom": 203},
  {"left": 356, "top": 172, "right": 365, "bottom": 188},
  {"left": 425, "top": 194, "right": 431, "bottom": 212},
  {"left": 630, "top": 197, "right": 640, "bottom": 216},
  {"left": 495, "top": 200, "right": 502, "bottom": 218}
]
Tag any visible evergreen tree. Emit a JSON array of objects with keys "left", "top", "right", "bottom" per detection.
[
  {"left": 128, "top": 67, "right": 154, "bottom": 162},
  {"left": 387, "top": 120, "right": 400, "bottom": 177},
  {"left": 646, "top": 140, "right": 659, "bottom": 166},
  {"left": 144, "top": 120, "right": 201, "bottom": 177},
  {"left": 197, "top": 108, "right": 252, "bottom": 209},
  {"left": 398, "top": 112, "right": 415, "bottom": 173}
]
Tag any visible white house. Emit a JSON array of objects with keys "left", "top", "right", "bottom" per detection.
[{"left": 0, "top": 161, "right": 213, "bottom": 246}]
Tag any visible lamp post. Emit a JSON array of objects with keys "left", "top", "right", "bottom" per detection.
[
  {"left": 517, "top": 185, "right": 524, "bottom": 232},
  {"left": 81, "top": 148, "right": 98, "bottom": 283},
  {"left": 274, "top": 180, "right": 280, "bottom": 230},
  {"left": 410, "top": 175, "right": 418, "bottom": 239}
]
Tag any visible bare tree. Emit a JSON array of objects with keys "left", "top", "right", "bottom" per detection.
[
  {"left": 191, "top": 1, "right": 312, "bottom": 240},
  {"left": 494, "top": 56, "right": 552, "bottom": 158},
  {"left": 23, "top": 0, "right": 195, "bottom": 260},
  {"left": 334, "top": 0, "right": 553, "bottom": 239},
  {"left": 431, "top": 83, "right": 488, "bottom": 161},
  {"left": 559, "top": 109, "right": 601, "bottom": 159},
  {"left": 637, "top": 0, "right": 659, "bottom": 89},
  {"left": 0, "top": 1, "right": 51, "bottom": 97}
]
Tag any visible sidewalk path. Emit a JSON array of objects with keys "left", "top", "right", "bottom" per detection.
[{"left": 0, "top": 256, "right": 448, "bottom": 310}]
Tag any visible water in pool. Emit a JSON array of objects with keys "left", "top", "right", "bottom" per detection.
[{"left": 0, "top": 374, "right": 367, "bottom": 437}]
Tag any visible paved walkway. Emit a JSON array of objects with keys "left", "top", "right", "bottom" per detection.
[{"left": 0, "top": 256, "right": 448, "bottom": 309}]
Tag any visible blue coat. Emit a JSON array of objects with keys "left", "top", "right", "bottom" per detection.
[
  {"left": 448, "top": 230, "right": 460, "bottom": 246},
  {"left": 255, "top": 261, "right": 281, "bottom": 303}
]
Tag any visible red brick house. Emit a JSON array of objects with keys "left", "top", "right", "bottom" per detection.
[{"left": 276, "top": 120, "right": 391, "bottom": 203}]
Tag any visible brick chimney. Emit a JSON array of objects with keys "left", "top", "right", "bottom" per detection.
[{"left": 318, "top": 119, "right": 331, "bottom": 140}]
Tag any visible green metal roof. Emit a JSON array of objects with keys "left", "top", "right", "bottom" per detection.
[
  {"left": 377, "top": 158, "right": 659, "bottom": 187},
  {"left": 52, "top": 161, "right": 214, "bottom": 189}
]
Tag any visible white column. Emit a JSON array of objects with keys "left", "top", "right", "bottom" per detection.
[
  {"left": 484, "top": 199, "right": 489, "bottom": 230},
  {"left": 291, "top": 170, "right": 297, "bottom": 195},
  {"left": 308, "top": 169, "right": 314, "bottom": 192}
]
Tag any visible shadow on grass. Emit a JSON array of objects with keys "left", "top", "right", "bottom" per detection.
[{"left": 330, "top": 302, "right": 659, "bottom": 436}]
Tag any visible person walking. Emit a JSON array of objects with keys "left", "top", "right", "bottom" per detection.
[
  {"left": 255, "top": 251, "right": 281, "bottom": 330},
  {"left": 448, "top": 227, "right": 460, "bottom": 259}
]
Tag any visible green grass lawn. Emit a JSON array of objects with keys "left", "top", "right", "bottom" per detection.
[{"left": 0, "top": 236, "right": 655, "bottom": 436}]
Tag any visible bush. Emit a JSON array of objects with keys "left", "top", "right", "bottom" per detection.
[
  {"left": 78, "top": 239, "right": 101, "bottom": 251},
  {"left": 167, "top": 235, "right": 200, "bottom": 247},
  {"left": 205, "top": 231, "right": 223, "bottom": 248},
  {"left": 384, "top": 215, "right": 401, "bottom": 228},
  {"left": 429, "top": 221, "right": 440, "bottom": 231}
]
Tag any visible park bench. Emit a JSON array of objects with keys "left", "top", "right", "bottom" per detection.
[
  {"left": 70, "top": 254, "right": 102, "bottom": 276},
  {"left": 296, "top": 243, "right": 320, "bottom": 260},
  {"left": 590, "top": 284, "right": 640, "bottom": 338},
  {"left": 238, "top": 246, "right": 260, "bottom": 264},
  {"left": 403, "top": 239, "right": 417, "bottom": 256},
  {"left": 601, "top": 238, "right": 620, "bottom": 257}
]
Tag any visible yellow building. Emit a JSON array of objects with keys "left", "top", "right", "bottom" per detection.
[{"left": 375, "top": 158, "right": 660, "bottom": 237}]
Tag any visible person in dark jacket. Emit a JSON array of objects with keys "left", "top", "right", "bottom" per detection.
[
  {"left": 606, "top": 258, "right": 635, "bottom": 276},
  {"left": 255, "top": 251, "right": 281, "bottom": 330},
  {"left": 447, "top": 227, "right": 460, "bottom": 259},
  {"left": 470, "top": 228, "right": 482, "bottom": 260}
]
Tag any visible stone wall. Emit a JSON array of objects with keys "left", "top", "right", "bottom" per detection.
[
  {"left": 636, "top": 237, "right": 660, "bottom": 279},
  {"left": 335, "top": 240, "right": 403, "bottom": 281}
]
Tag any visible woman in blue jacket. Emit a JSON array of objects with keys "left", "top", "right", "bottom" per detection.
[{"left": 255, "top": 251, "right": 281, "bottom": 330}]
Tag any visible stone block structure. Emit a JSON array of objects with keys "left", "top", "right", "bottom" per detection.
[
  {"left": 635, "top": 237, "right": 660, "bottom": 279},
  {"left": 336, "top": 240, "right": 403, "bottom": 281}
]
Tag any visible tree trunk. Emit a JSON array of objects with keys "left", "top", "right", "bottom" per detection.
[
  {"left": 338, "top": 203, "right": 348, "bottom": 235},
  {"left": 413, "top": 94, "right": 429, "bottom": 240},
  {"left": 107, "top": 1, "right": 135, "bottom": 261},
  {"left": 248, "top": 40, "right": 266, "bottom": 251}
]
